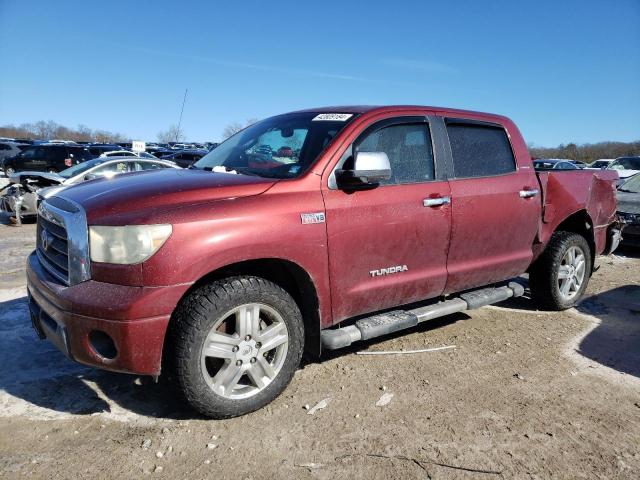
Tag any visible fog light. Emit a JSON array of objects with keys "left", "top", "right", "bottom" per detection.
[{"left": 89, "top": 330, "right": 117, "bottom": 360}]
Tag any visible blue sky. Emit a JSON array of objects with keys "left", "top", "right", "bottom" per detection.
[{"left": 0, "top": 0, "right": 638, "bottom": 146}]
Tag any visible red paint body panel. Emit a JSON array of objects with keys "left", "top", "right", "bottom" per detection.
[
  {"left": 322, "top": 180, "right": 452, "bottom": 322},
  {"left": 533, "top": 169, "right": 618, "bottom": 258},
  {"left": 25, "top": 105, "right": 619, "bottom": 376},
  {"left": 27, "top": 253, "right": 174, "bottom": 375}
]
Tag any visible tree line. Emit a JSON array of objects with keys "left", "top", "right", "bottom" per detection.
[
  {"left": 528, "top": 140, "right": 640, "bottom": 163},
  {"left": 0, "top": 121, "right": 128, "bottom": 143},
  {"left": 2, "top": 120, "right": 638, "bottom": 163}
]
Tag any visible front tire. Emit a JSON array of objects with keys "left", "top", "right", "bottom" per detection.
[
  {"left": 168, "top": 276, "right": 304, "bottom": 418},
  {"left": 529, "top": 231, "right": 592, "bottom": 310}
]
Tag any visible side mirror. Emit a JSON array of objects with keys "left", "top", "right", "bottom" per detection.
[
  {"left": 335, "top": 151, "right": 392, "bottom": 188},
  {"left": 84, "top": 173, "right": 98, "bottom": 181}
]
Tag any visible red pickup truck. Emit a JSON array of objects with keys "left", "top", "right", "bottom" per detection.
[{"left": 27, "top": 106, "right": 621, "bottom": 418}]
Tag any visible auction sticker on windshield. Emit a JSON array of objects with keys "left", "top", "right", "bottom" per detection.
[{"left": 312, "top": 113, "right": 353, "bottom": 121}]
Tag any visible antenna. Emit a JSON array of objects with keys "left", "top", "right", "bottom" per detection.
[{"left": 176, "top": 88, "right": 188, "bottom": 142}]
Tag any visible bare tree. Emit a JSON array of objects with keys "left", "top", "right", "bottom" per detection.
[
  {"left": 157, "top": 124, "right": 185, "bottom": 143},
  {"left": 222, "top": 122, "right": 243, "bottom": 139},
  {"left": 222, "top": 118, "right": 260, "bottom": 139},
  {"left": 0, "top": 121, "right": 128, "bottom": 143}
]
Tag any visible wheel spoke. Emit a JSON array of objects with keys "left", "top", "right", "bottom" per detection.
[
  {"left": 212, "top": 361, "right": 244, "bottom": 394},
  {"left": 236, "top": 304, "right": 261, "bottom": 338},
  {"left": 575, "top": 259, "right": 585, "bottom": 277},
  {"left": 203, "top": 332, "right": 238, "bottom": 359},
  {"left": 560, "top": 278, "right": 572, "bottom": 296},
  {"left": 257, "top": 322, "right": 288, "bottom": 351},
  {"left": 566, "top": 248, "right": 575, "bottom": 264},
  {"left": 558, "top": 265, "right": 571, "bottom": 279},
  {"left": 246, "top": 357, "right": 277, "bottom": 390}
]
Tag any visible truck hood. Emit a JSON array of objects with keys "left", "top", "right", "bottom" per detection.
[
  {"left": 57, "top": 168, "right": 277, "bottom": 224},
  {"left": 617, "top": 191, "right": 640, "bottom": 215}
]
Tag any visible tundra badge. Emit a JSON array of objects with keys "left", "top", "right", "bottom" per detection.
[
  {"left": 369, "top": 265, "right": 409, "bottom": 277},
  {"left": 301, "top": 212, "right": 326, "bottom": 224}
]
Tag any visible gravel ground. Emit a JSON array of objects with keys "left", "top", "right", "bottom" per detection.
[{"left": 0, "top": 214, "right": 638, "bottom": 479}]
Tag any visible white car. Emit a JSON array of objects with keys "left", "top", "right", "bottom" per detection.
[
  {"left": 1, "top": 157, "right": 180, "bottom": 219},
  {"left": 588, "top": 159, "right": 614, "bottom": 169},
  {"left": 606, "top": 156, "right": 640, "bottom": 180},
  {"left": 99, "top": 150, "right": 157, "bottom": 159}
]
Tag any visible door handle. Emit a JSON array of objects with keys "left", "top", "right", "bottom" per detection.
[
  {"left": 519, "top": 189, "right": 539, "bottom": 198},
  {"left": 423, "top": 196, "right": 451, "bottom": 207}
]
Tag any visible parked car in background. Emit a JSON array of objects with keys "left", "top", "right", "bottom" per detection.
[
  {"left": 98, "top": 150, "right": 157, "bottom": 159},
  {"left": 533, "top": 159, "right": 578, "bottom": 170},
  {"left": 569, "top": 160, "right": 587, "bottom": 169},
  {"left": 0, "top": 157, "right": 180, "bottom": 220},
  {"left": 160, "top": 149, "right": 208, "bottom": 168},
  {"left": 86, "top": 144, "right": 121, "bottom": 157},
  {"left": 0, "top": 142, "right": 24, "bottom": 165},
  {"left": 146, "top": 147, "right": 172, "bottom": 158},
  {"left": 606, "top": 156, "right": 640, "bottom": 181},
  {"left": 617, "top": 173, "right": 640, "bottom": 247},
  {"left": 589, "top": 159, "right": 614, "bottom": 169},
  {"left": 2, "top": 144, "right": 92, "bottom": 175}
]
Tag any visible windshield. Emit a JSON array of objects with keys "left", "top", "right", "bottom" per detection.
[
  {"left": 609, "top": 157, "right": 640, "bottom": 170},
  {"left": 59, "top": 158, "right": 107, "bottom": 178},
  {"left": 619, "top": 173, "right": 640, "bottom": 193},
  {"left": 193, "top": 112, "right": 357, "bottom": 178}
]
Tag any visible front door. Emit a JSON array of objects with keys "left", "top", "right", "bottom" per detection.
[{"left": 322, "top": 117, "right": 452, "bottom": 323}]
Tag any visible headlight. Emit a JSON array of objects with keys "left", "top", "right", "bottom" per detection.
[{"left": 89, "top": 224, "right": 172, "bottom": 264}]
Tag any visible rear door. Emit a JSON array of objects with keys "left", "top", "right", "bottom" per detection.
[
  {"left": 440, "top": 117, "right": 541, "bottom": 293},
  {"left": 322, "top": 116, "right": 452, "bottom": 322}
]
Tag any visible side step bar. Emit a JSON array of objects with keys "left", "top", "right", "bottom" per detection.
[{"left": 321, "top": 282, "right": 524, "bottom": 350}]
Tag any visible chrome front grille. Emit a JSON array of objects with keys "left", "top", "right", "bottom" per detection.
[
  {"left": 37, "top": 215, "right": 70, "bottom": 283},
  {"left": 36, "top": 198, "right": 91, "bottom": 286}
]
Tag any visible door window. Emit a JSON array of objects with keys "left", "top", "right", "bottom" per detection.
[
  {"left": 132, "top": 161, "right": 169, "bottom": 171},
  {"left": 20, "top": 147, "right": 37, "bottom": 159},
  {"left": 91, "top": 162, "right": 129, "bottom": 177},
  {"left": 446, "top": 122, "right": 516, "bottom": 178},
  {"left": 355, "top": 123, "right": 435, "bottom": 185}
]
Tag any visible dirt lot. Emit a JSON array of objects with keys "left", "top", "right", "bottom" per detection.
[{"left": 0, "top": 214, "right": 639, "bottom": 479}]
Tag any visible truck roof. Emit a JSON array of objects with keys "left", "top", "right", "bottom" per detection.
[{"left": 291, "top": 105, "right": 511, "bottom": 123}]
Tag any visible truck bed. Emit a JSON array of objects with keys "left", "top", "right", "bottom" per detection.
[{"left": 535, "top": 168, "right": 619, "bottom": 258}]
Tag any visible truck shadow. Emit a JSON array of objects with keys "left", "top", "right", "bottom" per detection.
[
  {"left": 574, "top": 285, "right": 640, "bottom": 378},
  {"left": 499, "top": 283, "right": 640, "bottom": 378}
]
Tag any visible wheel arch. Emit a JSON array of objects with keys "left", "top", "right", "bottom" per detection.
[
  {"left": 167, "top": 258, "right": 322, "bottom": 362},
  {"left": 543, "top": 209, "right": 596, "bottom": 273}
]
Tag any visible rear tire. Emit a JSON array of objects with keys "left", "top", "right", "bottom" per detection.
[
  {"left": 167, "top": 276, "right": 304, "bottom": 418},
  {"left": 4, "top": 166, "right": 15, "bottom": 176},
  {"left": 529, "top": 231, "right": 592, "bottom": 310}
]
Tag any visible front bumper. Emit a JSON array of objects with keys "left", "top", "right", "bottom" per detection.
[{"left": 26, "top": 252, "right": 189, "bottom": 376}]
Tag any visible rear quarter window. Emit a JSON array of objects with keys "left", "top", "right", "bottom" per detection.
[{"left": 446, "top": 121, "right": 516, "bottom": 178}]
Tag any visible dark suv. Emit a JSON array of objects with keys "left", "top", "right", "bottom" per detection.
[{"left": 2, "top": 144, "right": 92, "bottom": 175}]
